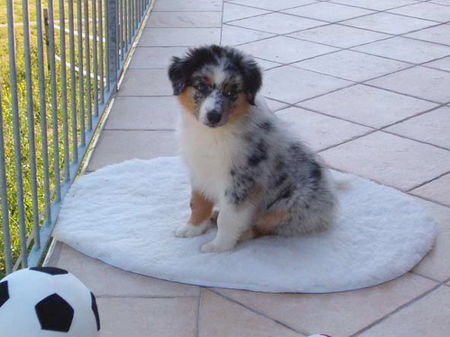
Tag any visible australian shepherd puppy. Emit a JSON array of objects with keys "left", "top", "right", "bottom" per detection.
[{"left": 168, "top": 45, "right": 336, "bottom": 253}]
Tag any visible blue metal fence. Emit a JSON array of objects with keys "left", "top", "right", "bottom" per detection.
[{"left": 0, "top": 0, "right": 153, "bottom": 275}]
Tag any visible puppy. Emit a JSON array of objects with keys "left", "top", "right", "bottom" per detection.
[{"left": 168, "top": 45, "right": 336, "bottom": 253}]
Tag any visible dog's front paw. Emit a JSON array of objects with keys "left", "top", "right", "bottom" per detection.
[
  {"left": 175, "top": 223, "right": 207, "bottom": 238},
  {"left": 200, "top": 239, "right": 235, "bottom": 253}
]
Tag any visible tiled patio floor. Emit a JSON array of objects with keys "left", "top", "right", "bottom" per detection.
[{"left": 47, "top": 0, "right": 450, "bottom": 336}]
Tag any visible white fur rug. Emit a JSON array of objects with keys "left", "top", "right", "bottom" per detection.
[{"left": 54, "top": 157, "right": 436, "bottom": 293}]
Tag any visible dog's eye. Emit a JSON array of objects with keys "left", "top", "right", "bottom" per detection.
[
  {"left": 195, "top": 83, "right": 208, "bottom": 92},
  {"left": 224, "top": 87, "right": 236, "bottom": 98}
]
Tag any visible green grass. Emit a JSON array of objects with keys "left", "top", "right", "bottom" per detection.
[{"left": 0, "top": 0, "right": 106, "bottom": 277}]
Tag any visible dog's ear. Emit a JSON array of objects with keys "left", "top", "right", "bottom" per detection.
[
  {"left": 242, "top": 59, "right": 262, "bottom": 105},
  {"left": 168, "top": 56, "right": 188, "bottom": 95}
]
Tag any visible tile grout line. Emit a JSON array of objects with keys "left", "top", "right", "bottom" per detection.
[
  {"left": 405, "top": 191, "right": 450, "bottom": 209},
  {"left": 208, "top": 289, "right": 310, "bottom": 336},
  {"left": 382, "top": 129, "right": 450, "bottom": 152},
  {"left": 219, "top": 0, "right": 225, "bottom": 45},
  {"left": 196, "top": 288, "right": 203, "bottom": 337},
  {"left": 349, "top": 282, "right": 443, "bottom": 337},
  {"left": 408, "top": 169, "right": 450, "bottom": 194},
  {"left": 410, "top": 270, "right": 445, "bottom": 283},
  {"left": 96, "top": 295, "right": 199, "bottom": 299}
]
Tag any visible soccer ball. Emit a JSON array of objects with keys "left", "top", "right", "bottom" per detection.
[{"left": 0, "top": 267, "right": 100, "bottom": 337}]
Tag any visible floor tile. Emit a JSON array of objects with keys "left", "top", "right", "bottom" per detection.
[
  {"left": 153, "top": 0, "right": 222, "bottom": 11},
  {"left": 411, "top": 197, "right": 450, "bottom": 281},
  {"left": 129, "top": 46, "right": 189, "bottom": 69},
  {"left": 412, "top": 173, "right": 450, "bottom": 206},
  {"left": 254, "top": 58, "right": 281, "bottom": 70},
  {"left": 223, "top": 2, "right": 269, "bottom": 22},
  {"left": 367, "top": 66, "right": 450, "bottom": 103},
  {"left": 238, "top": 36, "right": 337, "bottom": 64},
  {"left": 276, "top": 106, "right": 371, "bottom": 151},
  {"left": 342, "top": 12, "right": 435, "bottom": 34},
  {"left": 87, "top": 130, "right": 177, "bottom": 171},
  {"left": 386, "top": 106, "right": 450, "bottom": 149},
  {"left": 389, "top": 2, "right": 450, "bottom": 23},
  {"left": 289, "top": 24, "right": 389, "bottom": 48},
  {"left": 320, "top": 131, "right": 450, "bottom": 190},
  {"left": 263, "top": 66, "right": 351, "bottom": 103},
  {"left": 147, "top": 11, "right": 222, "bottom": 27},
  {"left": 105, "top": 96, "right": 179, "bottom": 130},
  {"left": 226, "top": 0, "right": 315, "bottom": 11},
  {"left": 299, "top": 84, "right": 436, "bottom": 128},
  {"left": 54, "top": 244, "right": 198, "bottom": 297},
  {"left": 332, "top": 0, "right": 418, "bottom": 11},
  {"left": 283, "top": 2, "right": 374, "bottom": 22},
  {"left": 119, "top": 69, "right": 172, "bottom": 96},
  {"left": 221, "top": 25, "right": 275, "bottom": 46},
  {"left": 230, "top": 12, "right": 324, "bottom": 34},
  {"left": 405, "top": 24, "right": 450, "bottom": 46},
  {"left": 215, "top": 273, "right": 435, "bottom": 336},
  {"left": 265, "top": 98, "right": 289, "bottom": 111},
  {"left": 98, "top": 297, "right": 197, "bottom": 337},
  {"left": 293, "top": 50, "right": 409, "bottom": 82},
  {"left": 200, "top": 291, "right": 303, "bottom": 337},
  {"left": 138, "top": 27, "right": 221, "bottom": 46},
  {"left": 424, "top": 56, "right": 450, "bottom": 72},
  {"left": 358, "top": 286, "right": 450, "bottom": 337},
  {"left": 354, "top": 36, "right": 450, "bottom": 64}
]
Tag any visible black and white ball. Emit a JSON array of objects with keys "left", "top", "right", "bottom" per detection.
[{"left": 0, "top": 267, "right": 100, "bottom": 337}]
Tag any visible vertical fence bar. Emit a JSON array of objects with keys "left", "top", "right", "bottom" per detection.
[
  {"left": 92, "top": 0, "right": 100, "bottom": 117},
  {"left": 47, "top": 0, "right": 62, "bottom": 202},
  {"left": 77, "top": 0, "right": 86, "bottom": 145},
  {"left": 68, "top": 0, "right": 79, "bottom": 163},
  {"left": 0, "top": 87, "right": 13, "bottom": 274},
  {"left": 36, "top": 0, "right": 52, "bottom": 225},
  {"left": 58, "top": 0, "right": 71, "bottom": 183},
  {"left": 131, "top": 0, "right": 135, "bottom": 35},
  {"left": 83, "top": 0, "right": 93, "bottom": 131},
  {"left": 106, "top": 0, "right": 119, "bottom": 93},
  {"left": 21, "top": 0, "right": 41, "bottom": 248},
  {"left": 119, "top": 0, "right": 123, "bottom": 61},
  {"left": 98, "top": 0, "right": 105, "bottom": 103},
  {"left": 6, "top": 0, "right": 28, "bottom": 267},
  {"left": 124, "top": 0, "right": 128, "bottom": 47},
  {"left": 127, "top": 0, "right": 132, "bottom": 44}
]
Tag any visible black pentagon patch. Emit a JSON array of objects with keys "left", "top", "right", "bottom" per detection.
[
  {"left": 35, "top": 293, "right": 74, "bottom": 332},
  {"left": 0, "top": 281, "right": 9, "bottom": 308},
  {"left": 30, "top": 266, "right": 69, "bottom": 275},
  {"left": 91, "top": 292, "right": 101, "bottom": 331}
]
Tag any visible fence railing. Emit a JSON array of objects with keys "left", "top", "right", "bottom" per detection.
[{"left": 0, "top": 0, "right": 153, "bottom": 276}]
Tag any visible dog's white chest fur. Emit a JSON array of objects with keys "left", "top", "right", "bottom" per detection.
[{"left": 178, "top": 114, "right": 242, "bottom": 203}]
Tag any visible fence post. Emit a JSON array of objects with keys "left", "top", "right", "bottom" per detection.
[{"left": 106, "top": 0, "right": 119, "bottom": 93}]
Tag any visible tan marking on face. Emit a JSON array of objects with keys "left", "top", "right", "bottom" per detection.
[
  {"left": 228, "top": 92, "right": 251, "bottom": 124},
  {"left": 253, "top": 209, "right": 289, "bottom": 237},
  {"left": 188, "top": 189, "right": 214, "bottom": 226},
  {"left": 178, "top": 87, "right": 197, "bottom": 116}
]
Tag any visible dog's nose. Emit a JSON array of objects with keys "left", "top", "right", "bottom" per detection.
[{"left": 206, "top": 111, "right": 222, "bottom": 124}]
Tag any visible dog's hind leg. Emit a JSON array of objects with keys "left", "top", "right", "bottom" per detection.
[{"left": 175, "top": 189, "right": 214, "bottom": 237}]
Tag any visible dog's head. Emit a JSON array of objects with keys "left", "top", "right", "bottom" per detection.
[{"left": 168, "top": 45, "right": 262, "bottom": 128}]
